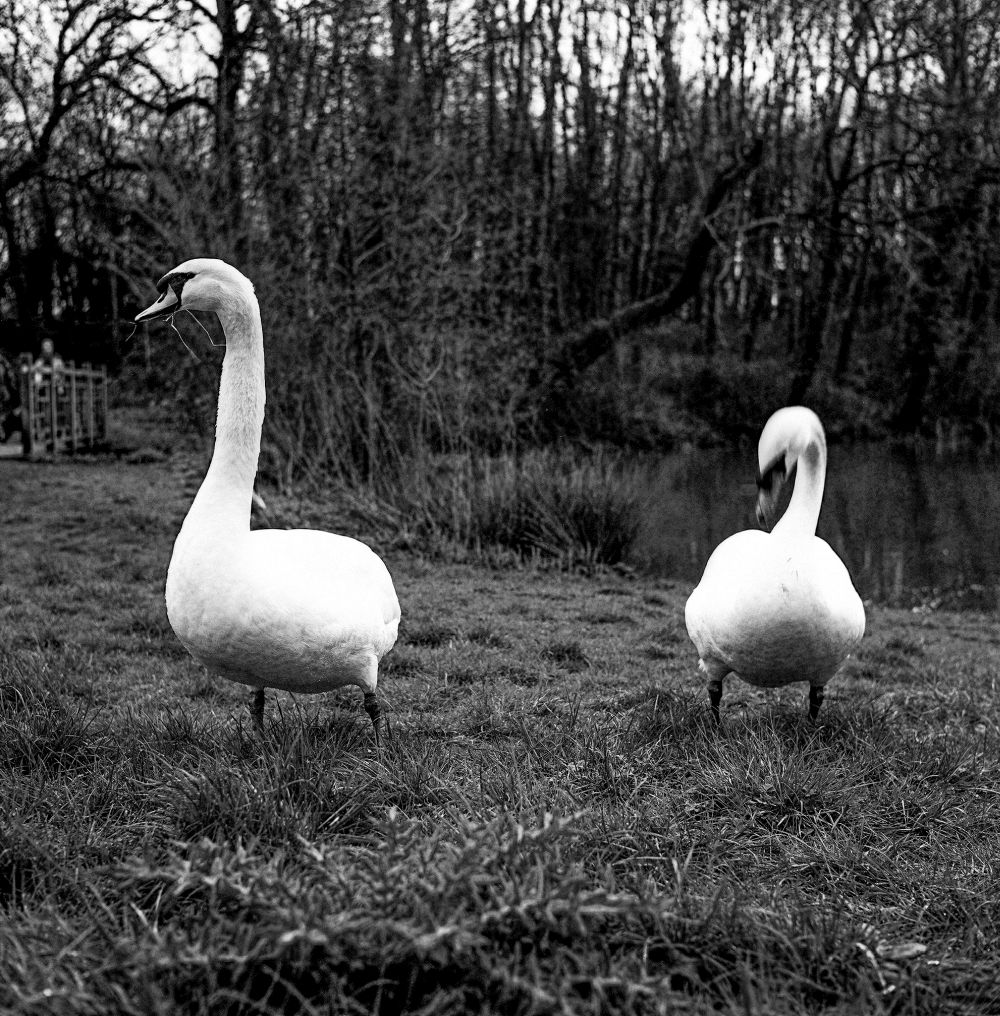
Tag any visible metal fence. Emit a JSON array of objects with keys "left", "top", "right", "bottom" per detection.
[{"left": 16, "top": 353, "right": 108, "bottom": 456}]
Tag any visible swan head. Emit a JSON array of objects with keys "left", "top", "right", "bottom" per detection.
[
  {"left": 755, "top": 406, "right": 826, "bottom": 531},
  {"left": 135, "top": 258, "right": 255, "bottom": 322}
]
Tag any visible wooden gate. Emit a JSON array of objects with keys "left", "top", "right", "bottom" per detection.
[{"left": 17, "top": 353, "right": 108, "bottom": 456}]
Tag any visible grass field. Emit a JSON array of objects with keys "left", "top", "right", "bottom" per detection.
[{"left": 1, "top": 431, "right": 999, "bottom": 1015}]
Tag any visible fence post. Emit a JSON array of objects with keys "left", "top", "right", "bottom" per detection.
[
  {"left": 69, "top": 360, "right": 79, "bottom": 452},
  {"left": 47, "top": 367, "right": 57, "bottom": 454},
  {"left": 84, "top": 363, "right": 94, "bottom": 447},
  {"left": 99, "top": 364, "right": 107, "bottom": 446},
  {"left": 17, "top": 354, "right": 33, "bottom": 456}
]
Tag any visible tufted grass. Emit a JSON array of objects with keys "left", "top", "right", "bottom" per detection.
[
  {"left": 1, "top": 447, "right": 999, "bottom": 1014},
  {"left": 325, "top": 447, "right": 645, "bottom": 569}
]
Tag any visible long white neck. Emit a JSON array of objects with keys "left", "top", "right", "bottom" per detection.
[
  {"left": 773, "top": 438, "right": 825, "bottom": 538},
  {"left": 187, "top": 295, "right": 265, "bottom": 533}
]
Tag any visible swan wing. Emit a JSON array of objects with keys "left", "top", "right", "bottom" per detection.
[
  {"left": 166, "top": 528, "right": 400, "bottom": 690},
  {"left": 247, "top": 528, "right": 401, "bottom": 649}
]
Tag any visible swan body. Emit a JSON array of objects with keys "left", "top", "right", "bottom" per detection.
[
  {"left": 684, "top": 406, "right": 864, "bottom": 720},
  {"left": 136, "top": 258, "right": 400, "bottom": 736}
]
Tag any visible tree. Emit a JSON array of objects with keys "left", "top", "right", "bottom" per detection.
[{"left": 0, "top": 0, "right": 201, "bottom": 354}]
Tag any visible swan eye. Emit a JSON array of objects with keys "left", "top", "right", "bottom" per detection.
[{"left": 155, "top": 270, "right": 196, "bottom": 302}]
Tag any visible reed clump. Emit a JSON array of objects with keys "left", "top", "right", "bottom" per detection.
[{"left": 331, "top": 448, "right": 645, "bottom": 569}]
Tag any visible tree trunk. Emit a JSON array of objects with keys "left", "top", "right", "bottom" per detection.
[
  {"left": 540, "top": 137, "right": 763, "bottom": 383},
  {"left": 212, "top": 0, "right": 265, "bottom": 260},
  {"left": 834, "top": 239, "right": 871, "bottom": 381}
]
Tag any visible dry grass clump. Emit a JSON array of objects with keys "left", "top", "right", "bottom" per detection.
[{"left": 327, "top": 447, "right": 644, "bottom": 569}]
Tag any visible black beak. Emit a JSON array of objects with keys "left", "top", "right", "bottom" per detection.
[
  {"left": 755, "top": 460, "right": 785, "bottom": 531},
  {"left": 756, "top": 494, "right": 773, "bottom": 531}
]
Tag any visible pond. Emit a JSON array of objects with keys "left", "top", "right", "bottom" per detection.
[{"left": 634, "top": 441, "right": 1000, "bottom": 611}]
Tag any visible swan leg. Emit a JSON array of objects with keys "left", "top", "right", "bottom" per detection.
[
  {"left": 808, "top": 685, "right": 825, "bottom": 721},
  {"left": 364, "top": 691, "right": 383, "bottom": 745},
  {"left": 708, "top": 680, "right": 723, "bottom": 724},
  {"left": 250, "top": 688, "right": 266, "bottom": 731}
]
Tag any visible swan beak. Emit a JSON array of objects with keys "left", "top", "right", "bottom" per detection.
[
  {"left": 135, "top": 286, "right": 180, "bottom": 322},
  {"left": 756, "top": 490, "right": 776, "bottom": 531}
]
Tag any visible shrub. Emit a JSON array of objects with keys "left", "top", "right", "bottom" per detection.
[
  {"left": 458, "top": 450, "right": 642, "bottom": 566},
  {"left": 338, "top": 447, "right": 644, "bottom": 568}
]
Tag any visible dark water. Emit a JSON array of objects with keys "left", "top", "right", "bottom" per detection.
[{"left": 634, "top": 442, "right": 1000, "bottom": 610}]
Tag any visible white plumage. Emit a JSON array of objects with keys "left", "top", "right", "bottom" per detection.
[
  {"left": 136, "top": 258, "right": 400, "bottom": 737},
  {"left": 684, "top": 406, "right": 864, "bottom": 720}
]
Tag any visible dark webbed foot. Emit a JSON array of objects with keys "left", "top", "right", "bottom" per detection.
[
  {"left": 250, "top": 688, "right": 266, "bottom": 731},
  {"left": 808, "top": 685, "right": 825, "bottom": 721},
  {"left": 364, "top": 691, "right": 383, "bottom": 746},
  {"left": 708, "top": 681, "right": 723, "bottom": 724}
]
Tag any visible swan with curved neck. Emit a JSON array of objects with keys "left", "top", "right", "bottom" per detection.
[
  {"left": 136, "top": 258, "right": 400, "bottom": 738},
  {"left": 684, "top": 406, "right": 865, "bottom": 721}
]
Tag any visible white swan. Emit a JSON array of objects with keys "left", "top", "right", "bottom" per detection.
[
  {"left": 136, "top": 258, "right": 400, "bottom": 739},
  {"left": 684, "top": 406, "right": 864, "bottom": 721}
]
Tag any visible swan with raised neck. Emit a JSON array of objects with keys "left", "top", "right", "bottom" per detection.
[
  {"left": 684, "top": 406, "right": 865, "bottom": 721},
  {"left": 136, "top": 258, "right": 400, "bottom": 738}
]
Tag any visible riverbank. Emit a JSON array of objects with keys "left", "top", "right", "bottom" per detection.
[{"left": 1, "top": 433, "right": 998, "bottom": 1013}]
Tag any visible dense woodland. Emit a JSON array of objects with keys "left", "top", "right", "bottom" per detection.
[{"left": 3, "top": 0, "right": 1000, "bottom": 482}]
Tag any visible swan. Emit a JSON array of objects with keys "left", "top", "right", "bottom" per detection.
[
  {"left": 684, "top": 406, "right": 865, "bottom": 721},
  {"left": 135, "top": 258, "right": 400, "bottom": 740}
]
